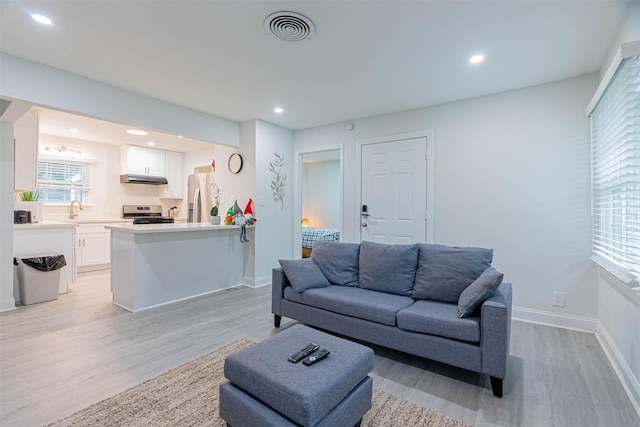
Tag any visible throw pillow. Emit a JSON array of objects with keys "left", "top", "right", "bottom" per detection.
[
  {"left": 311, "top": 241, "right": 360, "bottom": 286},
  {"left": 457, "top": 267, "right": 504, "bottom": 317},
  {"left": 279, "top": 258, "right": 331, "bottom": 293},
  {"left": 412, "top": 244, "right": 493, "bottom": 303},
  {"left": 358, "top": 240, "right": 419, "bottom": 296}
]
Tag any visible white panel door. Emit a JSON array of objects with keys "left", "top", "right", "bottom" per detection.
[{"left": 360, "top": 137, "right": 427, "bottom": 243}]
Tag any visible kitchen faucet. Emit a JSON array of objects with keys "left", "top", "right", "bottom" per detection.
[{"left": 69, "top": 200, "right": 84, "bottom": 219}]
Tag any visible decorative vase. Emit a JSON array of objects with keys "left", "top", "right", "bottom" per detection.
[{"left": 211, "top": 216, "right": 221, "bottom": 225}]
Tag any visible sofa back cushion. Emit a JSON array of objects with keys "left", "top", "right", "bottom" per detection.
[
  {"left": 311, "top": 241, "right": 360, "bottom": 286},
  {"left": 358, "top": 240, "right": 418, "bottom": 296},
  {"left": 279, "top": 258, "right": 331, "bottom": 293},
  {"left": 412, "top": 244, "right": 493, "bottom": 303}
]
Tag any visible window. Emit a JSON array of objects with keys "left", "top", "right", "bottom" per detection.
[
  {"left": 590, "top": 56, "right": 640, "bottom": 285},
  {"left": 37, "top": 157, "right": 93, "bottom": 204}
]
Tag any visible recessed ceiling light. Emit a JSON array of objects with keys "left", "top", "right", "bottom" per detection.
[
  {"left": 177, "top": 135, "right": 183, "bottom": 139},
  {"left": 126, "top": 129, "right": 149, "bottom": 136},
  {"left": 32, "top": 14, "right": 52, "bottom": 25},
  {"left": 469, "top": 54, "right": 484, "bottom": 64},
  {"left": 147, "top": 142, "right": 155, "bottom": 146},
  {"left": 70, "top": 128, "right": 79, "bottom": 134},
  {"left": 274, "top": 107, "right": 284, "bottom": 114}
]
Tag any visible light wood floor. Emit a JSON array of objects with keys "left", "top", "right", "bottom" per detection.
[{"left": 1, "top": 271, "right": 638, "bottom": 427}]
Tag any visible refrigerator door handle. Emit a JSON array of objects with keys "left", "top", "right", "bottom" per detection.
[{"left": 194, "top": 187, "right": 201, "bottom": 223}]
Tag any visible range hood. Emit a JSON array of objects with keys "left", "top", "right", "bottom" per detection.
[{"left": 120, "top": 174, "right": 168, "bottom": 185}]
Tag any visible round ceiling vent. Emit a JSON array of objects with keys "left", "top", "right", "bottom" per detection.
[{"left": 264, "top": 11, "right": 315, "bottom": 42}]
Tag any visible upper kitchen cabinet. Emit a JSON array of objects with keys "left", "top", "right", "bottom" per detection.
[
  {"left": 160, "top": 150, "right": 183, "bottom": 199},
  {"left": 121, "top": 145, "right": 165, "bottom": 176},
  {"left": 14, "top": 111, "right": 39, "bottom": 191}
]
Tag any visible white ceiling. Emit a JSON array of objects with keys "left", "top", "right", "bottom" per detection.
[{"left": 0, "top": 0, "right": 632, "bottom": 146}]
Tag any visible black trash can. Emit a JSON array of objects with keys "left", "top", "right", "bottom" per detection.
[{"left": 14, "top": 254, "right": 66, "bottom": 305}]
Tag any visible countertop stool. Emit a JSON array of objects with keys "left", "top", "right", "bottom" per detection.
[{"left": 219, "top": 324, "right": 375, "bottom": 427}]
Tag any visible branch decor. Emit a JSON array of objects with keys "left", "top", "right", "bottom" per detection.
[{"left": 269, "top": 152, "right": 286, "bottom": 210}]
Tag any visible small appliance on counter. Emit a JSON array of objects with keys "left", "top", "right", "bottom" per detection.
[
  {"left": 14, "top": 210, "right": 31, "bottom": 224},
  {"left": 14, "top": 201, "right": 43, "bottom": 223},
  {"left": 122, "top": 204, "right": 175, "bottom": 224}
]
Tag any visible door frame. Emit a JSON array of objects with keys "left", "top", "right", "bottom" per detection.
[
  {"left": 293, "top": 144, "right": 344, "bottom": 259},
  {"left": 355, "top": 130, "right": 434, "bottom": 243}
]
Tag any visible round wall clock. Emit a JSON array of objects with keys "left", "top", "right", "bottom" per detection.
[{"left": 228, "top": 153, "right": 243, "bottom": 174}]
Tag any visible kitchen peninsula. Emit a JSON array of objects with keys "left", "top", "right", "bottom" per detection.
[{"left": 106, "top": 222, "right": 250, "bottom": 312}]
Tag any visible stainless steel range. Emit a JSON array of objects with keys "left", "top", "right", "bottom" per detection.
[{"left": 122, "top": 205, "right": 175, "bottom": 224}]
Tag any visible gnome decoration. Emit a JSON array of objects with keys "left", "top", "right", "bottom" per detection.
[
  {"left": 231, "top": 200, "right": 250, "bottom": 243},
  {"left": 243, "top": 198, "right": 256, "bottom": 225}
]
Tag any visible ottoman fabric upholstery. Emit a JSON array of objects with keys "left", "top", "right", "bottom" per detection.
[{"left": 223, "top": 324, "right": 374, "bottom": 426}]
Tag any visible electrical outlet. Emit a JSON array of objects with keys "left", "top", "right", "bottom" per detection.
[{"left": 553, "top": 292, "right": 565, "bottom": 307}]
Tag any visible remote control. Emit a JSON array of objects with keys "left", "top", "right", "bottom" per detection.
[
  {"left": 288, "top": 343, "right": 320, "bottom": 363},
  {"left": 303, "top": 349, "right": 330, "bottom": 366}
]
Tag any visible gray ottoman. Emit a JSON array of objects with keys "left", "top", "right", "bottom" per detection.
[{"left": 220, "top": 324, "right": 374, "bottom": 427}]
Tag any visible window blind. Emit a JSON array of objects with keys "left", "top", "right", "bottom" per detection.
[
  {"left": 591, "top": 56, "right": 640, "bottom": 284},
  {"left": 37, "top": 158, "right": 93, "bottom": 204}
]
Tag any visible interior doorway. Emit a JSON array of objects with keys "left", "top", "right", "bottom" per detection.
[{"left": 294, "top": 146, "right": 343, "bottom": 258}]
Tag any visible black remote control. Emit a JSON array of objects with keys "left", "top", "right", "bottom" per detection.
[
  {"left": 303, "top": 349, "right": 330, "bottom": 366},
  {"left": 288, "top": 343, "right": 320, "bottom": 363}
]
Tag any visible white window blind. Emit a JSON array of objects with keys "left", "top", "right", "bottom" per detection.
[
  {"left": 37, "top": 158, "right": 93, "bottom": 204},
  {"left": 591, "top": 56, "right": 640, "bottom": 285}
]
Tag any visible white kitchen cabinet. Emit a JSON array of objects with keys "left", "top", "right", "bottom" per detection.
[
  {"left": 77, "top": 224, "right": 110, "bottom": 271},
  {"left": 13, "top": 110, "right": 39, "bottom": 191},
  {"left": 121, "top": 145, "right": 166, "bottom": 176},
  {"left": 160, "top": 150, "right": 184, "bottom": 199}
]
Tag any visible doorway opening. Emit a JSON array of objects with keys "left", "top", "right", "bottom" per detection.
[{"left": 294, "top": 146, "right": 343, "bottom": 258}]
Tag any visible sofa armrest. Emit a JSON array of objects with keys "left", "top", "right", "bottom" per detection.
[
  {"left": 271, "top": 268, "right": 290, "bottom": 316},
  {"left": 480, "top": 282, "right": 512, "bottom": 380}
]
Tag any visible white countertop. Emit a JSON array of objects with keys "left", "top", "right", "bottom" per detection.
[
  {"left": 106, "top": 222, "right": 249, "bottom": 234},
  {"left": 14, "top": 220, "right": 78, "bottom": 230}
]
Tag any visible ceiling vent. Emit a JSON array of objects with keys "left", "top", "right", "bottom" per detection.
[{"left": 264, "top": 11, "right": 315, "bottom": 42}]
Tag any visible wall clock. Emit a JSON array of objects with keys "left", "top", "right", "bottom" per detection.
[{"left": 228, "top": 153, "right": 243, "bottom": 174}]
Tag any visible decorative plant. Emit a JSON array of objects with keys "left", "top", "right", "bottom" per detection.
[
  {"left": 269, "top": 152, "right": 286, "bottom": 210},
  {"left": 20, "top": 190, "right": 41, "bottom": 201},
  {"left": 210, "top": 205, "right": 219, "bottom": 217}
]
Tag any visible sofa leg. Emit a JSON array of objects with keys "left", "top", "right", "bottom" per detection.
[
  {"left": 274, "top": 315, "right": 282, "bottom": 328},
  {"left": 490, "top": 376, "right": 503, "bottom": 397}
]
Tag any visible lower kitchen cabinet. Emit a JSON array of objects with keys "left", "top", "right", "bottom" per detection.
[{"left": 77, "top": 225, "right": 110, "bottom": 272}]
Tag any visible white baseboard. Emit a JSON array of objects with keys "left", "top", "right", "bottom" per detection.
[
  {"left": 596, "top": 324, "right": 640, "bottom": 417},
  {"left": 512, "top": 306, "right": 597, "bottom": 332},
  {"left": 242, "top": 274, "right": 271, "bottom": 288},
  {"left": 0, "top": 297, "right": 16, "bottom": 312}
]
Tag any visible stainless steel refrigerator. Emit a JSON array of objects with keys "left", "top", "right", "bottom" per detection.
[{"left": 187, "top": 172, "right": 214, "bottom": 223}]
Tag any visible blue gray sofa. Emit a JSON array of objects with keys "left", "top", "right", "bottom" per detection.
[{"left": 272, "top": 240, "right": 512, "bottom": 397}]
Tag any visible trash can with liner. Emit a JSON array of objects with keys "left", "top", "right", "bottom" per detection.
[{"left": 13, "top": 254, "right": 66, "bottom": 305}]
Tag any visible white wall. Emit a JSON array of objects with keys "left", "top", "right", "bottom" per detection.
[
  {"left": 0, "top": 53, "right": 239, "bottom": 146},
  {"left": 254, "top": 120, "right": 294, "bottom": 286},
  {"left": 0, "top": 123, "right": 16, "bottom": 311},
  {"left": 295, "top": 74, "right": 598, "bottom": 322},
  {"left": 599, "top": 0, "right": 640, "bottom": 81},
  {"left": 39, "top": 135, "right": 169, "bottom": 220},
  {"left": 302, "top": 160, "right": 340, "bottom": 228}
]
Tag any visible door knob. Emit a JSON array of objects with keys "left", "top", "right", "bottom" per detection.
[{"left": 361, "top": 222, "right": 368, "bottom": 227}]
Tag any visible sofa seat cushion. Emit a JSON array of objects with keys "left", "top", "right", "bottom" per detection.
[
  {"left": 396, "top": 300, "right": 481, "bottom": 343},
  {"left": 284, "top": 285, "right": 414, "bottom": 326}
]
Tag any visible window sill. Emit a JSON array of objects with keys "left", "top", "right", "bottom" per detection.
[{"left": 592, "top": 256, "right": 640, "bottom": 307}]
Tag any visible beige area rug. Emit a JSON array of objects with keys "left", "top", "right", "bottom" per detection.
[{"left": 47, "top": 340, "right": 472, "bottom": 427}]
